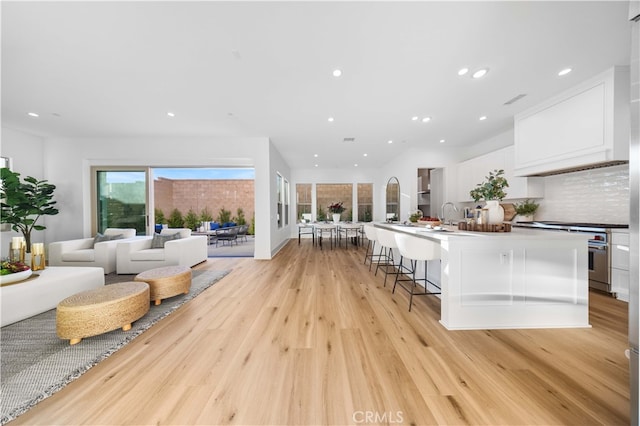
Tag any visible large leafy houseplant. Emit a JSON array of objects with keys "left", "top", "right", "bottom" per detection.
[
  {"left": 0, "top": 167, "right": 59, "bottom": 253},
  {"left": 469, "top": 169, "right": 509, "bottom": 202}
]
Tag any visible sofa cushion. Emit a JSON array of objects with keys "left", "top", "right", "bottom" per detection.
[
  {"left": 130, "top": 248, "right": 165, "bottom": 261},
  {"left": 61, "top": 249, "right": 96, "bottom": 262},
  {"left": 160, "top": 228, "right": 191, "bottom": 239},
  {"left": 150, "top": 233, "right": 179, "bottom": 248}
]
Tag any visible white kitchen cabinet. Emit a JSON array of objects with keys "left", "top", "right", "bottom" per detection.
[
  {"left": 611, "top": 229, "right": 630, "bottom": 302},
  {"left": 457, "top": 146, "right": 543, "bottom": 202},
  {"left": 514, "top": 66, "right": 630, "bottom": 177}
]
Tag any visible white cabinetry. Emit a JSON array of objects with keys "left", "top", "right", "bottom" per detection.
[
  {"left": 514, "top": 66, "right": 630, "bottom": 177},
  {"left": 457, "top": 146, "right": 544, "bottom": 202},
  {"left": 611, "top": 229, "right": 629, "bottom": 302}
]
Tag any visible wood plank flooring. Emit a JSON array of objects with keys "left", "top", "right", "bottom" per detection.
[{"left": 11, "top": 239, "right": 630, "bottom": 425}]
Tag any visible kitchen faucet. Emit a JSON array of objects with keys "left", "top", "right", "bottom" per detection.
[{"left": 440, "top": 202, "right": 459, "bottom": 226}]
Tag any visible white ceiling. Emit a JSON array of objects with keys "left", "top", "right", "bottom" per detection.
[{"left": 1, "top": 1, "right": 632, "bottom": 169}]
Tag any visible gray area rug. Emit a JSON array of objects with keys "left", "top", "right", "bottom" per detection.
[{"left": 0, "top": 269, "right": 230, "bottom": 425}]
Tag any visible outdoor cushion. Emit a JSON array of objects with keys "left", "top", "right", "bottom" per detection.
[{"left": 210, "top": 223, "right": 220, "bottom": 230}]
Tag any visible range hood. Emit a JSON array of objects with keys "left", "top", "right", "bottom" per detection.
[{"left": 524, "top": 160, "right": 628, "bottom": 177}]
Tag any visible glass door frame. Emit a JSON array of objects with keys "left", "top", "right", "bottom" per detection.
[{"left": 90, "top": 166, "right": 152, "bottom": 236}]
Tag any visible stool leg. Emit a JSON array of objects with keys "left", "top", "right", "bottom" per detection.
[
  {"left": 154, "top": 299, "right": 161, "bottom": 306},
  {"left": 409, "top": 260, "right": 417, "bottom": 312},
  {"left": 122, "top": 323, "right": 132, "bottom": 331},
  {"left": 69, "top": 338, "right": 81, "bottom": 345}
]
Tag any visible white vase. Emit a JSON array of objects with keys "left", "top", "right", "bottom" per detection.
[
  {"left": 514, "top": 214, "right": 534, "bottom": 223},
  {"left": 485, "top": 200, "right": 504, "bottom": 224},
  {"left": 332, "top": 213, "right": 341, "bottom": 224}
]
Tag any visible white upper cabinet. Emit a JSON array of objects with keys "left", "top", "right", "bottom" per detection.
[
  {"left": 457, "top": 146, "right": 543, "bottom": 202},
  {"left": 514, "top": 66, "right": 630, "bottom": 177}
]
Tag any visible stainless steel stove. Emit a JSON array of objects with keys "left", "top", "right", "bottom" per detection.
[{"left": 514, "top": 221, "right": 629, "bottom": 294}]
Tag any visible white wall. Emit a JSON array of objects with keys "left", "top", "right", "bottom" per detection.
[
  {"left": 269, "top": 140, "right": 292, "bottom": 256},
  {"left": 1, "top": 130, "right": 291, "bottom": 259},
  {"left": 0, "top": 127, "right": 46, "bottom": 258}
]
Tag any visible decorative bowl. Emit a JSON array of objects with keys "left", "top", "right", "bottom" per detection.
[{"left": 0, "top": 269, "right": 33, "bottom": 285}]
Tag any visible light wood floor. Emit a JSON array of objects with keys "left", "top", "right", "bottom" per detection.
[{"left": 13, "top": 239, "right": 630, "bottom": 425}]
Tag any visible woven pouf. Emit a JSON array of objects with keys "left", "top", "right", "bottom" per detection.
[
  {"left": 134, "top": 265, "right": 192, "bottom": 306},
  {"left": 56, "top": 282, "right": 150, "bottom": 345}
]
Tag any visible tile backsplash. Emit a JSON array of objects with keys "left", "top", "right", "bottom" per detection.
[{"left": 537, "top": 164, "right": 629, "bottom": 224}]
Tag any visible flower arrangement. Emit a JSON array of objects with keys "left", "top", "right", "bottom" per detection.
[
  {"left": 469, "top": 169, "right": 509, "bottom": 202},
  {"left": 1, "top": 259, "right": 30, "bottom": 275},
  {"left": 328, "top": 202, "right": 346, "bottom": 214}
]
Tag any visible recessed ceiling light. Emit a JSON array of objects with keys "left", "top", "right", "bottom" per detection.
[
  {"left": 27, "top": 112, "right": 39, "bottom": 118},
  {"left": 479, "top": 115, "right": 487, "bottom": 121},
  {"left": 558, "top": 68, "right": 572, "bottom": 76},
  {"left": 440, "top": 139, "right": 445, "bottom": 143},
  {"left": 314, "top": 154, "right": 318, "bottom": 157},
  {"left": 354, "top": 164, "right": 358, "bottom": 167},
  {"left": 328, "top": 117, "right": 334, "bottom": 122},
  {"left": 388, "top": 140, "right": 393, "bottom": 144},
  {"left": 167, "top": 112, "right": 175, "bottom": 117},
  {"left": 421, "top": 117, "right": 431, "bottom": 123},
  {"left": 315, "top": 164, "right": 319, "bottom": 167},
  {"left": 472, "top": 68, "right": 489, "bottom": 79},
  {"left": 363, "top": 153, "right": 368, "bottom": 157},
  {"left": 458, "top": 68, "right": 469, "bottom": 76},
  {"left": 332, "top": 69, "right": 342, "bottom": 77},
  {"left": 411, "top": 116, "right": 419, "bottom": 121}
]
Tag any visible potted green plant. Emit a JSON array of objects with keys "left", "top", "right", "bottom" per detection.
[
  {"left": 0, "top": 167, "right": 59, "bottom": 253},
  {"left": 469, "top": 169, "right": 509, "bottom": 225},
  {"left": 513, "top": 199, "right": 539, "bottom": 222}
]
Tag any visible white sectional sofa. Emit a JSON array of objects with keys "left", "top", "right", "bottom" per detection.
[
  {"left": 48, "top": 228, "right": 137, "bottom": 274},
  {"left": 116, "top": 228, "right": 208, "bottom": 274}
]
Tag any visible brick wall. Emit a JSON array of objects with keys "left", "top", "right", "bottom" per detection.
[{"left": 154, "top": 178, "right": 255, "bottom": 223}]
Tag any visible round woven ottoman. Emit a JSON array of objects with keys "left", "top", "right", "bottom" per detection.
[
  {"left": 56, "top": 282, "right": 150, "bottom": 345},
  {"left": 134, "top": 265, "right": 192, "bottom": 306}
]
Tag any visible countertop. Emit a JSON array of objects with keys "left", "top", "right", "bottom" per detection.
[{"left": 374, "top": 222, "right": 591, "bottom": 242}]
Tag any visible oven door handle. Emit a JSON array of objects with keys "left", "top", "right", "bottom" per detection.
[{"left": 589, "top": 245, "right": 608, "bottom": 251}]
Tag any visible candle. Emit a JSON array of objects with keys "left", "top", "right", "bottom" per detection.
[
  {"left": 11, "top": 237, "right": 24, "bottom": 249},
  {"left": 32, "top": 243, "right": 44, "bottom": 255}
]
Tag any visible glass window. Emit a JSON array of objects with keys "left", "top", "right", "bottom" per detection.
[
  {"left": 284, "top": 179, "right": 290, "bottom": 226},
  {"left": 316, "top": 183, "right": 353, "bottom": 221},
  {"left": 276, "top": 173, "right": 283, "bottom": 228},
  {"left": 95, "top": 170, "right": 147, "bottom": 235},
  {"left": 296, "top": 183, "right": 312, "bottom": 221},
  {"left": 357, "top": 183, "right": 373, "bottom": 222}
]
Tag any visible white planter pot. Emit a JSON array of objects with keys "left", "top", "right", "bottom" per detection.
[
  {"left": 485, "top": 200, "right": 505, "bottom": 225},
  {"left": 514, "top": 214, "right": 534, "bottom": 223},
  {"left": 332, "top": 213, "right": 341, "bottom": 224}
]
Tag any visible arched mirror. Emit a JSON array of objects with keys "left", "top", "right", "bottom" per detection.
[{"left": 385, "top": 177, "right": 400, "bottom": 222}]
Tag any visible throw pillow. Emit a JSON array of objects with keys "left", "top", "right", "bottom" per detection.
[
  {"left": 92, "top": 233, "right": 111, "bottom": 247},
  {"left": 150, "top": 232, "right": 180, "bottom": 248}
]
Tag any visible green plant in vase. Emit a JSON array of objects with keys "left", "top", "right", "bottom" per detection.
[
  {"left": 469, "top": 169, "right": 509, "bottom": 225},
  {"left": 0, "top": 167, "right": 59, "bottom": 253},
  {"left": 514, "top": 199, "right": 539, "bottom": 222}
]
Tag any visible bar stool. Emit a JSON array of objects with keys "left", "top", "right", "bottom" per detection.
[
  {"left": 375, "top": 228, "right": 410, "bottom": 287},
  {"left": 363, "top": 224, "right": 383, "bottom": 270},
  {"left": 393, "top": 233, "right": 441, "bottom": 311}
]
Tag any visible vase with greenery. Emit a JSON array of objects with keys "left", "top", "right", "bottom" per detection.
[
  {"left": 0, "top": 167, "right": 59, "bottom": 253},
  {"left": 514, "top": 199, "right": 539, "bottom": 222},
  {"left": 469, "top": 169, "right": 509, "bottom": 225}
]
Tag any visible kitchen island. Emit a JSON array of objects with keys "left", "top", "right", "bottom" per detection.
[{"left": 374, "top": 223, "right": 590, "bottom": 330}]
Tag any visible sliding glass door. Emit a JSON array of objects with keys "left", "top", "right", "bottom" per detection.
[{"left": 94, "top": 169, "right": 148, "bottom": 235}]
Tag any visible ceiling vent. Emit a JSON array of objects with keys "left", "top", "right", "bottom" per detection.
[
  {"left": 343, "top": 137, "right": 355, "bottom": 143},
  {"left": 504, "top": 94, "right": 527, "bottom": 105}
]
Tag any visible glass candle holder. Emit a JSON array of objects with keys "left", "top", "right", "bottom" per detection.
[
  {"left": 9, "top": 238, "right": 26, "bottom": 263},
  {"left": 31, "top": 243, "right": 46, "bottom": 271}
]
